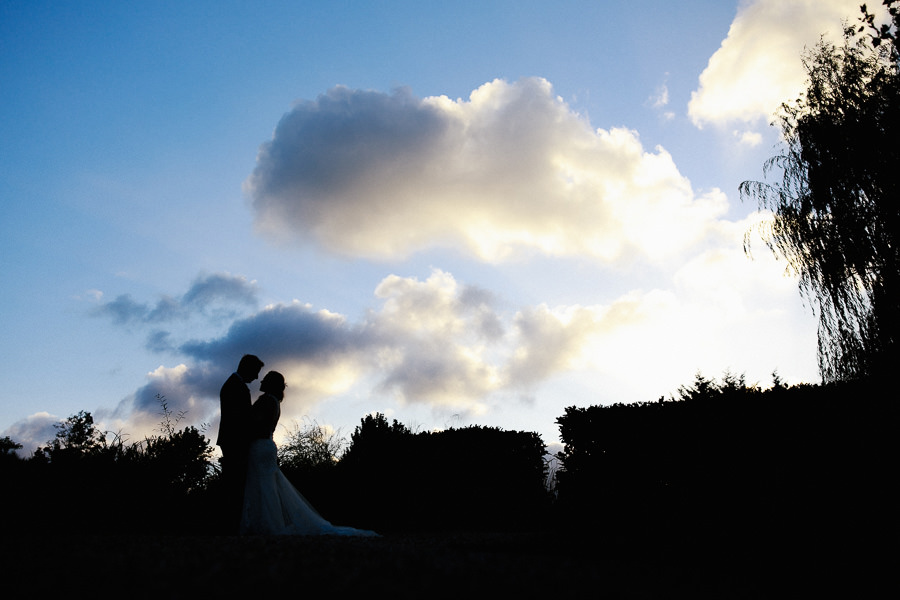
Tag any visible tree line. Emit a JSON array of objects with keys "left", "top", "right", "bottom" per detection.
[
  {"left": 1, "top": 372, "right": 893, "bottom": 543},
  {"left": 0, "top": 399, "right": 550, "bottom": 535}
]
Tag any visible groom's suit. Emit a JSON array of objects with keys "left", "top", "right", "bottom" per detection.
[
  {"left": 218, "top": 372, "right": 251, "bottom": 449},
  {"left": 218, "top": 372, "right": 252, "bottom": 532}
]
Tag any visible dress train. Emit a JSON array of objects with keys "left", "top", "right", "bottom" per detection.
[{"left": 240, "top": 438, "right": 378, "bottom": 537}]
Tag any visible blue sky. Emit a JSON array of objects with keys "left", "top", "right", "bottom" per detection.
[{"left": 1, "top": 0, "right": 872, "bottom": 453}]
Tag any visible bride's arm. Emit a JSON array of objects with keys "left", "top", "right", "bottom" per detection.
[{"left": 250, "top": 395, "right": 278, "bottom": 438}]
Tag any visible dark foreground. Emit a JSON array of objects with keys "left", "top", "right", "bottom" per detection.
[{"left": 2, "top": 528, "right": 879, "bottom": 598}]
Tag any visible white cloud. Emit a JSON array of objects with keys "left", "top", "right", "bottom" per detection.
[
  {"left": 96, "top": 269, "right": 677, "bottom": 427},
  {"left": 735, "top": 130, "right": 763, "bottom": 146},
  {"left": 507, "top": 304, "right": 613, "bottom": 386},
  {"left": 93, "top": 273, "right": 258, "bottom": 326},
  {"left": 689, "top": 0, "right": 866, "bottom": 131},
  {"left": 246, "top": 78, "right": 727, "bottom": 263},
  {"left": 1, "top": 412, "right": 59, "bottom": 456},
  {"left": 650, "top": 81, "right": 670, "bottom": 108},
  {"left": 648, "top": 77, "right": 675, "bottom": 120}
]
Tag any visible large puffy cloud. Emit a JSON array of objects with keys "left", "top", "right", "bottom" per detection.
[
  {"left": 246, "top": 78, "right": 727, "bottom": 262},
  {"left": 367, "top": 271, "right": 505, "bottom": 409},
  {"left": 688, "top": 0, "right": 871, "bottom": 135}
]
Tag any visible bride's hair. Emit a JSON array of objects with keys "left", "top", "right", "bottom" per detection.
[{"left": 259, "top": 371, "right": 286, "bottom": 399}]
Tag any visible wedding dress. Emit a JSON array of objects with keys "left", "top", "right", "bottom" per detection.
[{"left": 239, "top": 393, "right": 378, "bottom": 537}]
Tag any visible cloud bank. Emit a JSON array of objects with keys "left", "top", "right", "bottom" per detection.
[
  {"left": 76, "top": 218, "right": 808, "bottom": 441},
  {"left": 179, "top": 269, "right": 632, "bottom": 415},
  {"left": 82, "top": 268, "right": 697, "bottom": 435},
  {"left": 689, "top": 0, "right": 869, "bottom": 136},
  {"left": 246, "top": 77, "right": 726, "bottom": 262}
]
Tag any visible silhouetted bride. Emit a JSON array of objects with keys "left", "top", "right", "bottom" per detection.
[{"left": 240, "top": 371, "right": 378, "bottom": 536}]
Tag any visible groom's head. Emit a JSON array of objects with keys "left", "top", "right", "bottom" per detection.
[{"left": 237, "top": 354, "right": 264, "bottom": 382}]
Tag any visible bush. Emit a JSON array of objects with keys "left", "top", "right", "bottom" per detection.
[
  {"left": 326, "top": 414, "right": 551, "bottom": 532},
  {"left": 553, "top": 374, "right": 896, "bottom": 555},
  {"left": 1, "top": 402, "right": 218, "bottom": 535}
]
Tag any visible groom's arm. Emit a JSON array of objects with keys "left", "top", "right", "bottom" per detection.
[{"left": 217, "top": 375, "right": 251, "bottom": 446}]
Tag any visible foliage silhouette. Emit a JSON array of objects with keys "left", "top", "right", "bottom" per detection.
[
  {"left": 341, "top": 412, "right": 412, "bottom": 465},
  {"left": 1, "top": 399, "right": 218, "bottom": 535},
  {"left": 741, "top": 4, "right": 900, "bottom": 381},
  {"left": 4, "top": 370, "right": 892, "bottom": 549},
  {"left": 277, "top": 418, "right": 345, "bottom": 473},
  {"left": 127, "top": 426, "right": 215, "bottom": 496},
  {"left": 0, "top": 436, "right": 22, "bottom": 458},
  {"left": 311, "top": 413, "right": 550, "bottom": 532},
  {"left": 554, "top": 372, "right": 894, "bottom": 563},
  {"left": 36, "top": 410, "right": 111, "bottom": 462},
  {"left": 861, "top": 1, "right": 900, "bottom": 60}
]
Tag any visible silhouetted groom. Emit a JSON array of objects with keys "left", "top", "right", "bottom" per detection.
[{"left": 217, "top": 354, "right": 264, "bottom": 533}]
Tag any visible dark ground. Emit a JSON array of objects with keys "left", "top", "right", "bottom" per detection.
[{"left": 4, "top": 528, "right": 874, "bottom": 598}]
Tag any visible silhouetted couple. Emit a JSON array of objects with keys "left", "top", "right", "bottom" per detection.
[{"left": 217, "top": 354, "right": 377, "bottom": 537}]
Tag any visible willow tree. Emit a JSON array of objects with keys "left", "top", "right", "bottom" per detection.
[{"left": 741, "top": 3, "right": 900, "bottom": 382}]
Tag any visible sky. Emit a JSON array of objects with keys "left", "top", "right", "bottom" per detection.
[{"left": 1, "top": 0, "right": 876, "bottom": 455}]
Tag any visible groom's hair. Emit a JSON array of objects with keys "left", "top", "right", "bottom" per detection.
[{"left": 238, "top": 354, "right": 264, "bottom": 372}]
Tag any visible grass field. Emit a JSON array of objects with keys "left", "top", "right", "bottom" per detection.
[{"left": 4, "top": 528, "right": 838, "bottom": 598}]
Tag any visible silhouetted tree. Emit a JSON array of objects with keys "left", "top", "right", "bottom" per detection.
[
  {"left": 274, "top": 419, "right": 346, "bottom": 512},
  {"left": 133, "top": 426, "right": 215, "bottom": 496},
  {"left": 36, "top": 410, "right": 117, "bottom": 463},
  {"left": 341, "top": 412, "right": 412, "bottom": 466},
  {"left": 136, "top": 394, "right": 215, "bottom": 496},
  {"left": 0, "top": 436, "right": 22, "bottom": 458},
  {"left": 676, "top": 371, "right": 719, "bottom": 401},
  {"left": 278, "top": 418, "right": 345, "bottom": 472},
  {"left": 12, "top": 406, "right": 217, "bottom": 534},
  {"left": 331, "top": 413, "right": 550, "bottom": 531},
  {"left": 862, "top": 1, "right": 900, "bottom": 60},
  {"left": 741, "top": 5, "right": 900, "bottom": 381},
  {"left": 409, "top": 426, "right": 549, "bottom": 529}
]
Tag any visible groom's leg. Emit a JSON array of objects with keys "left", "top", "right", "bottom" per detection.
[
  {"left": 233, "top": 451, "right": 249, "bottom": 531},
  {"left": 221, "top": 445, "right": 249, "bottom": 534}
]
